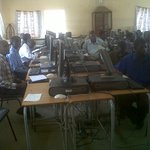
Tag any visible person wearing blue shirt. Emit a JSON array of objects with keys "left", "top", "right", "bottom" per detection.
[
  {"left": 116, "top": 38, "right": 150, "bottom": 87},
  {"left": 7, "top": 36, "right": 28, "bottom": 80},
  {"left": 115, "top": 38, "right": 149, "bottom": 129}
]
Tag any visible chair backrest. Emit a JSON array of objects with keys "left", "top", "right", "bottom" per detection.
[
  {"left": 0, "top": 106, "right": 17, "bottom": 141},
  {"left": 0, "top": 87, "right": 21, "bottom": 106},
  {"left": 0, "top": 107, "right": 9, "bottom": 121}
]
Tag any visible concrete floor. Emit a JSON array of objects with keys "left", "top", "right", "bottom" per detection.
[{"left": 0, "top": 100, "right": 148, "bottom": 150}]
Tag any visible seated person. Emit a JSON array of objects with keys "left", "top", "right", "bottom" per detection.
[
  {"left": 19, "top": 33, "right": 36, "bottom": 66},
  {"left": 144, "top": 30, "right": 150, "bottom": 54},
  {"left": 115, "top": 38, "right": 150, "bottom": 129},
  {"left": 7, "top": 36, "right": 28, "bottom": 80},
  {"left": 83, "top": 30, "right": 108, "bottom": 60},
  {"left": 29, "top": 39, "right": 44, "bottom": 58},
  {"left": 28, "top": 39, "right": 36, "bottom": 52},
  {"left": 109, "top": 40, "right": 127, "bottom": 65},
  {"left": 0, "top": 39, "right": 26, "bottom": 97}
]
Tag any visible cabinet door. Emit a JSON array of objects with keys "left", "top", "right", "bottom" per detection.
[
  {"left": 103, "top": 12, "right": 112, "bottom": 30},
  {"left": 92, "top": 11, "right": 112, "bottom": 34},
  {"left": 95, "top": 13, "right": 104, "bottom": 31}
]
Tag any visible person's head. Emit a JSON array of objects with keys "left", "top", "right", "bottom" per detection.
[
  {"left": 0, "top": 40, "right": 9, "bottom": 55},
  {"left": 89, "top": 30, "right": 96, "bottom": 43},
  {"left": 66, "top": 32, "right": 72, "bottom": 38},
  {"left": 22, "top": 33, "right": 31, "bottom": 44},
  {"left": 134, "top": 38, "right": 145, "bottom": 56},
  {"left": 10, "top": 36, "right": 21, "bottom": 50},
  {"left": 126, "top": 31, "right": 134, "bottom": 42},
  {"left": 27, "top": 39, "right": 36, "bottom": 50},
  {"left": 20, "top": 33, "right": 25, "bottom": 39},
  {"left": 118, "top": 40, "right": 127, "bottom": 54},
  {"left": 136, "top": 30, "right": 142, "bottom": 38}
]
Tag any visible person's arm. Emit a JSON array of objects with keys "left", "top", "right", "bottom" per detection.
[
  {"left": 115, "top": 56, "right": 127, "bottom": 74},
  {"left": 23, "top": 46, "right": 33, "bottom": 59},
  {"left": 82, "top": 39, "right": 88, "bottom": 53},
  {"left": 20, "top": 44, "right": 33, "bottom": 59},
  {"left": 0, "top": 60, "right": 16, "bottom": 89},
  {"left": 97, "top": 37, "right": 109, "bottom": 51},
  {"left": 7, "top": 54, "right": 28, "bottom": 73}
]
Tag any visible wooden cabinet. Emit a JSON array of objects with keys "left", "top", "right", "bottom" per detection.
[{"left": 92, "top": 6, "right": 112, "bottom": 38}]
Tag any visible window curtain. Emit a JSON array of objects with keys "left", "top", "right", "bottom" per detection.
[
  {"left": 0, "top": 13, "right": 5, "bottom": 39},
  {"left": 16, "top": 10, "right": 41, "bottom": 38},
  {"left": 136, "top": 6, "right": 150, "bottom": 32}
]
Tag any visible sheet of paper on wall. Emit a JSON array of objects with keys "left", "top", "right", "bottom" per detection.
[
  {"left": 29, "top": 75, "right": 47, "bottom": 82},
  {"left": 24, "top": 94, "right": 42, "bottom": 102}
]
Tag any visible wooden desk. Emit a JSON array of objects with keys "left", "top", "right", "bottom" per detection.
[
  {"left": 63, "top": 87, "right": 149, "bottom": 150},
  {"left": 109, "top": 89, "right": 149, "bottom": 96},
  {"left": 22, "top": 82, "right": 67, "bottom": 106},
  {"left": 22, "top": 82, "right": 68, "bottom": 150},
  {"left": 22, "top": 82, "right": 114, "bottom": 150},
  {"left": 66, "top": 88, "right": 149, "bottom": 150},
  {"left": 109, "top": 88, "right": 149, "bottom": 150},
  {"left": 22, "top": 82, "right": 149, "bottom": 150}
]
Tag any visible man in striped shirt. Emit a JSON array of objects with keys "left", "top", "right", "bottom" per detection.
[{"left": 0, "top": 40, "right": 26, "bottom": 96}]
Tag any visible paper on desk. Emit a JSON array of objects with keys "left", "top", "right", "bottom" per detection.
[
  {"left": 29, "top": 75, "right": 47, "bottom": 82},
  {"left": 24, "top": 94, "right": 42, "bottom": 102}
]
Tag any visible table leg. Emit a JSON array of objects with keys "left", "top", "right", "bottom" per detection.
[
  {"left": 147, "top": 93, "right": 150, "bottom": 150},
  {"left": 70, "top": 105, "right": 76, "bottom": 150},
  {"left": 64, "top": 104, "right": 69, "bottom": 150},
  {"left": 109, "top": 99, "right": 115, "bottom": 150},
  {"left": 23, "top": 106, "right": 31, "bottom": 150}
]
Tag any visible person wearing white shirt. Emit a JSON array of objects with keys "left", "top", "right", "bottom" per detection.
[
  {"left": 19, "top": 33, "right": 35, "bottom": 66},
  {"left": 83, "top": 31, "right": 108, "bottom": 60}
]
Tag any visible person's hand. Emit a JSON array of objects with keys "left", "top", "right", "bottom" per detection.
[
  {"left": 16, "top": 82, "right": 27, "bottom": 88},
  {"left": 14, "top": 77, "right": 22, "bottom": 83}
]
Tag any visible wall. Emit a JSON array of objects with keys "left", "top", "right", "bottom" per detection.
[
  {"left": 0, "top": 0, "right": 2, "bottom": 12},
  {"left": 105, "top": 0, "right": 150, "bottom": 31},
  {"left": 1, "top": 0, "right": 150, "bottom": 36}
]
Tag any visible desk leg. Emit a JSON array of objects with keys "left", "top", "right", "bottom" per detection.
[
  {"left": 70, "top": 105, "right": 76, "bottom": 150},
  {"left": 147, "top": 93, "right": 150, "bottom": 150},
  {"left": 23, "top": 106, "right": 31, "bottom": 150},
  {"left": 64, "top": 104, "right": 69, "bottom": 150},
  {"left": 109, "top": 99, "right": 115, "bottom": 150}
]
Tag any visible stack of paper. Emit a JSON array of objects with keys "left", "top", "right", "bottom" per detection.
[
  {"left": 29, "top": 75, "right": 47, "bottom": 82},
  {"left": 24, "top": 94, "right": 42, "bottom": 102}
]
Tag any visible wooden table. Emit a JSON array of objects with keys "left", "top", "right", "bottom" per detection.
[
  {"left": 22, "top": 82, "right": 149, "bottom": 150},
  {"left": 22, "top": 82, "right": 114, "bottom": 150}
]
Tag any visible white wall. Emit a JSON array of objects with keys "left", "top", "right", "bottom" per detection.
[
  {"left": 0, "top": 0, "right": 2, "bottom": 12},
  {"left": 1, "top": 0, "right": 150, "bottom": 36}
]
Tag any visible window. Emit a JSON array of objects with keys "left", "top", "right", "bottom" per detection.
[
  {"left": 136, "top": 6, "right": 150, "bottom": 32},
  {"left": 16, "top": 9, "right": 67, "bottom": 38},
  {"left": 43, "top": 9, "right": 67, "bottom": 37},
  {"left": 16, "top": 10, "right": 41, "bottom": 38},
  {"left": 0, "top": 13, "right": 5, "bottom": 39}
]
